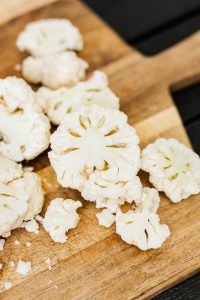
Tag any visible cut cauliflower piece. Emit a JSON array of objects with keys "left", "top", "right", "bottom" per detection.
[
  {"left": 49, "top": 105, "right": 140, "bottom": 191},
  {"left": 36, "top": 71, "right": 119, "bottom": 125},
  {"left": 0, "top": 78, "right": 50, "bottom": 161},
  {"left": 0, "top": 76, "right": 41, "bottom": 113},
  {"left": 142, "top": 138, "right": 200, "bottom": 202},
  {"left": 0, "top": 171, "right": 44, "bottom": 237},
  {"left": 96, "top": 209, "right": 115, "bottom": 228},
  {"left": 116, "top": 210, "right": 170, "bottom": 250},
  {"left": 115, "top": 188, "right": 170, "bottom": 250},
  {"left": 43, "top": 198, "right": 82, "bottom": 243},
  {"left": 0, "top": 155, "right": 23, "bottom": 184},
  {"left": 17, "top": 19, "right": 83, "bottom": 57},
  {"left": 22, "top": 51, "right": 88, "bottom": 89},
  {"left": 82, "top": 172, "right": 142, "bottom": 213}
]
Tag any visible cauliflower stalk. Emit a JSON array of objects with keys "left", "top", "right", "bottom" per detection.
[
  {"left": 43, "top": 198, "right": 82, "bottom": 243},
  {"left": 49, "top": 105, "right": 140, "bottom": 191},
  {"left": 22, "top": 51, "right": 88, "bottom": 89},
  {"left": 0, "top": 77, "right": 50, "bottom": 162},
  {"left": 16, "top": 18, "right": 83, "bottom": 57},
  {"left": 36, "top": 71, "right": 119, "bottom": 125},
  {"left": 115, "top": 188, "right": 170, "bottom": 250},
  {"left": 142, "top": 138, "right": 200, "bottom": 202}
]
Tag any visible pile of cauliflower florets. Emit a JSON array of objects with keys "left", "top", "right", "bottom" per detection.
[{"left": 1, "top": 18, "right": 200, "bottom": 263}]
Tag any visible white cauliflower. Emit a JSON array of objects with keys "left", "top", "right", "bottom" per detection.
[
  {"left": 0, "top": 76, "right": 41, "bottom": 113},
  {"left": 17, "top": 18, "right": 83, "bottom": 57},
  {"left": 0, "top": 77, "right": 50, "bottom": 162},
  {"left": 36, "top": 71, "right": 119, "bottom": 125},
  {"left": 0, "top": 170, "right": 44, "bottom": 237},
  {"left": 142, "top": 138, "right": 200, "bottom": 202},
  {"left": 115, "top": 188, "right": 170, "bottom": 250},
  {"left": 43, "top": 198, "right": 82, "bottom": 243},
  {"left": 82, "top": 172, "right": 142, "bottom": 213},
  {"left": 0, "top": 155, "right": 23, "bottom": 184},
  {"left": 49, "top": 105, "right": 140, "bottom": 191},
  {"left": 22, "top": 51, "right": 88, "bottom": 89},
  {"left": 96, "top": 209, "right": 115, "bottom": 228}
]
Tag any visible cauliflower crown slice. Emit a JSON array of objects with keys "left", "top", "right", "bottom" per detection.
[
  {"left": 0, "top": 76, "right": 41, "bottom": 113},
  {"left": 49, "top": 105, "right": 140, "bottom": 191},
  {"left": 0, "top": 171, "right": 44, "bottom": 236},
  {"left": 0, "top": 109, "right": 50, "bottom": 162},
  {"left": 16, "top": 18, "right": 83, "bottom": 57},
  {"left": 43, "top": 198, "right": 82, "bottom": 243},
  {"left": 82, "top": 171, "right": 142, "bottom": 213},
  {"left": 116, "top": 210, "right": 170, "bottom": 251},
  {"left": 36, "top": 71, "right": 119, "bottom": 125},
  {"left": 22, "top": 51, "right": 88, "bottom": 89},
  {"left": 142, "top": 138, "right": 200, "bottom": 202}
]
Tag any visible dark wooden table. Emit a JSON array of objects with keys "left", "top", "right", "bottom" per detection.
[{"left": 84, "top": 1, "right": 200, "bottom": 299}]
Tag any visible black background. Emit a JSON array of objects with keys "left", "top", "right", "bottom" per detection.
[{"left": 83, "top": 1, "right": 200, "bottom": 299}]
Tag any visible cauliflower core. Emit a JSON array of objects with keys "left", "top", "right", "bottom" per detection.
[
  {"left": 115, "top": 188, "right": 170, "bottom": 250},
  {"left": 0, "top": 170, "right": 44, "bottom": 237},
  {"left": 16, "top": 19, "right": 83, "bottom": 57},
  {"left": 82, "top": 172, "right": 142, "bottom": 213},
  {"left": 0, "top": 77, "right": 50, "bottom": 162},
  {"left": 49, "top": 105, "right": 140, "bottom": 191},
  {"left": 142, "top": 138, "right": 200, "bottom": 202},
  {"left": 43, "top": 198, "right": 82, "bottom": 243},
  {"left": 22, "top": 52, "right": 88, "bottom": 89},
  {"left": 36, "top": 71, "right": 119, "bottom": 125}
]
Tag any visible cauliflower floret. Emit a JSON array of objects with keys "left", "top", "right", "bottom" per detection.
[
  {"left": 96, "top": 209, "right": 115, "bottom": 228},
  {"left": 22, "top": 52, "right": 88, "bottom": 89},
  {"left": 16, "top": 19, "right": 83, "bottom": 57},
  {"left": 141, "top": 138, "right": 200, "bottom": 202},
  {"left": 49, "top": 105, "right": 140, "bottom": 191},
  {"left": 82, "top": 172, "right": 142, "bottom": 213},
  {"left": 0, "top": 171, "right": 44, "bottom": 236},
  {"left": 115, "top": 188, "right": 170, "bottom": 250},
  {"left": 43, "top": 198, "right": 82, "bottom": 243},
  {"left": 36, "top": 71, "right": 119, "bottom": 125},
  {"left": 0, "top": 76, "right": 41, "bottom": 113},
  {"left": 0, "top": 155, "right": 23, "bottom": 184},
  {"left": 0, "top": 78, "right": 50, "bottom": 161}
]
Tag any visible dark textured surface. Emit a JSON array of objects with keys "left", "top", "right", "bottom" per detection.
[{"left": 84, "top": 0, "right": 200, "bottom": 299}]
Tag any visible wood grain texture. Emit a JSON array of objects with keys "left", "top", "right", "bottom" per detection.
[
  {"left": 0, "top": 0, "right": 59, "bottom": 26},
  {"left": 0, "top": 1, "right": 200, "bottom": 299}
]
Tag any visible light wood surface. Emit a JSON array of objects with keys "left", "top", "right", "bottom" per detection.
[{"left": 0, "top": 1, "right": 200, "bottom": 299}]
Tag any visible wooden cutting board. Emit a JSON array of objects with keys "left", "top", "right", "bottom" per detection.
[{"left": 1, "top": 1, "right": 200, "bottom": 299}]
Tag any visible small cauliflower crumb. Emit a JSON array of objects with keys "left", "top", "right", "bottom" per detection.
[
  {"left": 55, "top": 285, "right": 58, "bottom": 289},
  {"left": 14, "top": 240, "right": 20, "bottom": 246},
  {"left": 0, "top": 239, "right": 5, "bottom": 251},
  {"left": 96, "top": 209, "right": 115, "bottom": 228},
  {"left": 25, "top": 242, "right": 32, "bottom": 248},
  {"left": 45, "top": 257, "right": 52, "bottom": 270},
  {"left": 4, "top": 282, "right": 12, "bottom": 290},
  {"left": 22, "top": 219, "right": 39, "bottom": 234},
  {"left": 9, "top": 261, "right": 14, "bottom": 268},
  {"left": 16, "top": 260, "right": 32, "bottom": 275},
  {"left": 35, "top": 214, "right": 43, "bottom": 223},
  {"left": 14, "top": 63, "right": 21, "bottom": 72},
  {"left": 0, "top": 263, "right": 3, "bottom": 270}
]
